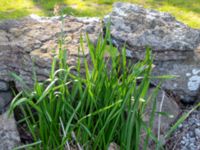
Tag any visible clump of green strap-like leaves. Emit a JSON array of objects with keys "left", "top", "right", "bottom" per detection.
[{"left": 9, "top": 26, "right": 170, "bottom": 150}]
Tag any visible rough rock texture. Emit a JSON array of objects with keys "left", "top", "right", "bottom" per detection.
[
  {"left": 0, "top": 15, "right": 101, "bottom": 90},
  {"left": 104, "top": 2, "right": 200, "bottom": 103},
  {"left": 0, "top": 91, "right": 13, "bottom": 114},
  {"left": 142, "top": 89, "right": 180, "bottom": 148},
  {"left": 0, "top": 80, "right": 9, "bottom": 91},
  {"left": 154, "top": 61, "right": 200, "bottom": 104},
  {"left": 104, "top": 2, "right": 200, "bottom": 61},
  {"left": 0, "top": 111, "right": 21, "bottom": 150},
  {"left": 146, "top": 89, "right": 180, "bottom": 135}
]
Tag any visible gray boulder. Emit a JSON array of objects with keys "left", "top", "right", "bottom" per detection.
[
  {"left": 154, "top": 61, "right": 200, "bottom": 104},
  {"left": 0, "top": 91, "right": 13, "bottom": 114},
  {"left": 104, "top": 2, "right": 200, "bottom": 103},
  {"left": 144, "top": 89, "right": 180, "bottom": 136},
  {"left": 0, "top": 15, "right": 101, "bottom": 90},
  {"left": 0, "top": 80, "right": 9, "bottom": 91},
  {"left": 0, "top": 111, "right": 21, "bottom": 150},
  {"left": 142, "top": 88, "right": 180, "bottom": 149}
]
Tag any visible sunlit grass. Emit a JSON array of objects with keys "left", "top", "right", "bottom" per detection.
[
  {"left": 0, "top": 0, "right": 44, "bottom": 19},
  {"left": 157, "top": 4, "right": 200, "bottom": 29},
  {"left": 0, "top": 0, "right": 199, "bottom": 27}
]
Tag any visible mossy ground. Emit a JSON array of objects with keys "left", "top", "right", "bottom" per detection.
[{"left": 0, "top": 0, "right": 200, "bottom": 28}]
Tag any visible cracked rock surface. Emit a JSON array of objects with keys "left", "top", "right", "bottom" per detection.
[{"left": 0, "top": 15, "right": 101, "bottom": 90}]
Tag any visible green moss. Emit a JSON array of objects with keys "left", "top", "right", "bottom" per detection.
[{"left": 0, "top": 0, "right": 199, "bottom": 28}]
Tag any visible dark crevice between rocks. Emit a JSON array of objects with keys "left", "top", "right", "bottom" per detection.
[
  {"left": 10, "top": 81, "right": 34, "bottom": 144},
  {"left": 0, "top": 80, "right": 32, "bottom": 144},
  {"left": 164, "top": 89, "right": 189, "bottom": 108},
  {"left": 14, "top": 107, "right": 34, "bottom": 144},
  {"left": 0, "top": 81, "right": 16, "bottom": 114}
]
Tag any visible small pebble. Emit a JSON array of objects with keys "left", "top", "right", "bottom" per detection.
[
  {"left": 194, "top": 128, "right": 200, "bottom": 137},
  {"left": 165, "top": 110, "right": 200, "bottom": 150}
]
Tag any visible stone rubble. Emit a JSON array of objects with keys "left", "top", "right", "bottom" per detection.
[{"left": 166, "top": 110, "right": 200, "bottom": 150}]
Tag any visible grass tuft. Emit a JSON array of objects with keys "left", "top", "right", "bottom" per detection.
[{"left": 9, "top": 24, "right": 198, "bottom": 149}]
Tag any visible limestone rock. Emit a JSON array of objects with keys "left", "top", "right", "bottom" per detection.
[
  {"left": 0, "top": 15, "right": 101, "bottom": 90},
  {"left": 0, "top": 111, "right": 21, "bottom": 150},
  {"left": 104, "top": 2, "right": 200, "bottom": 103}
]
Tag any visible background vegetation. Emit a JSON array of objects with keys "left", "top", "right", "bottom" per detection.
[{"left": 0, "top": 0, "right": 200, "bottom": 28}]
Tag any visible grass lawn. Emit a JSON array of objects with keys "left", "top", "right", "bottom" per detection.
[{"left": 0, "top": 0, "right": 200, "bottom": 28}]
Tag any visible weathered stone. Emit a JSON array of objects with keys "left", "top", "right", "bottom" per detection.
[
  {"left": 0, "top": 91, "right": 13, "bottom": 114},
  {"left": 141, "top": 88, "right": 181, "bottom": 149},
  {"left": 0, "top": 15, "right": 101, "bottom": 90},
  {"left": 104, "top": 2, "right": 200, "bottom": 61},
  {"left": 145, "top": 89, "right": 180, "bottom": 136},
  {"left": 153, "top": 61, "right": 200, "bottom": 104},
  {"left": 104, "top": 2, "right": 200, "bottom": 103},
  {"left": 0, "top": 111, "right": 21, "bottom": 150},
  {"left": 0, "top": 80, "right": 9, "bottom": 91}
]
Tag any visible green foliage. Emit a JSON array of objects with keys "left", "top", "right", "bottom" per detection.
[
  {"left": 9, "top": 24, "right": 200, "bottom": 149},
  {"left": 9, "top": 24, "right": 165, "bottom": 149},
  {"left": 0, "top": 0, "right": 200, "bottom": 28}
]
